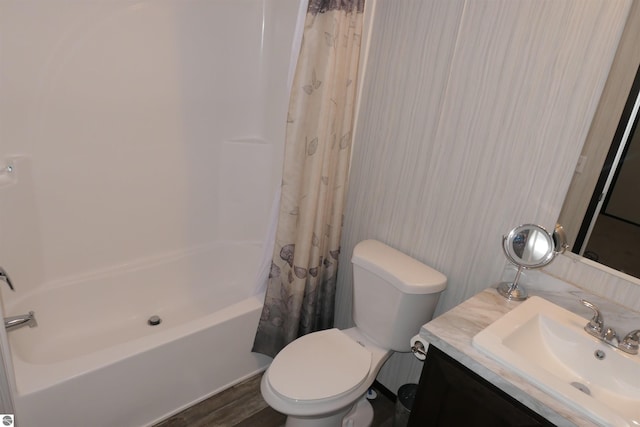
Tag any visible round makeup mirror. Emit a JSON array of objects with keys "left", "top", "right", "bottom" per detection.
[{"left": 498, "top": 224, "right": 558, "bottom": 301}]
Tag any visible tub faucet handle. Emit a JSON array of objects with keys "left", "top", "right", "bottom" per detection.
[{"left": 0, "top": 267, "right": 13, "bottom": 291}]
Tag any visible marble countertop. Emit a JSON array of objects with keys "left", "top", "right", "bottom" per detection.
[{"left": 419, "top": 273, "right": 640, "bottom": 427}]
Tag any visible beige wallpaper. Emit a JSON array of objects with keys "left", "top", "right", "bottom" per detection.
[{"left": 336, "top": 0, "right": 632, "bottom": 393}]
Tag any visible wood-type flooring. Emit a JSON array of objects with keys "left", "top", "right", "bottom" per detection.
[{"left": 155, "top": 373, "right": 396, "bottom": 427}]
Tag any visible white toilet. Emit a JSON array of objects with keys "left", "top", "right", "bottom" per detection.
[{"left": 260, "top": 239, "right": 447, "bottom": 427}]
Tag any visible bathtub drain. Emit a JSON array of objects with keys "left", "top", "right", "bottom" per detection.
[{"left": 148, "top": 315, "right": 162, "bottom": 326}]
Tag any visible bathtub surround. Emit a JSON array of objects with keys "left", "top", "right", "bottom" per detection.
[
  {"left": 0, "top": 0, "right": 298, "bottom": 423},
  {"left": 253, "top": 0, "right": 366, "bottom": 356},
  {"left": 336, "top": 0, "right": 632, "bottom": 395}
]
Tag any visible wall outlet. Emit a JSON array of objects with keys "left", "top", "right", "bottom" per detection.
[{"left": 575, "top": 155, "right": 587, "bottom": 174}]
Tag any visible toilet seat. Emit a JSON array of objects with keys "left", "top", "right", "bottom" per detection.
[{"left": 267, "top": 328, "right": 372, "bottom": 401}]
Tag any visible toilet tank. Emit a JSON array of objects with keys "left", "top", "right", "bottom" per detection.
[{"left": 351, "top": 240, "right": 447, "bottom": 351}]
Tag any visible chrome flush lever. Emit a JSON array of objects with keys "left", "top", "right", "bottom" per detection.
[{"left": 0, "top": 267, "right": 13, "bottom": 291}]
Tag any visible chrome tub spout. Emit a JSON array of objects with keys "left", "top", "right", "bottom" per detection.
[{"left": 5, "top": 311, "right": 37, "bottom": 332}]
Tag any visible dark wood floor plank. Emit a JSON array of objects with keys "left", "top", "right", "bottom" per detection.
[
  {"left": 155, "top": 374, "right": 263, "bottom": 427},
  {"left": 187, "top": 390, "right": 269, "bottom": 427},
  {"left": 234, "top": 406, "right": 286, "bottom": 427},
  {"left": 156, "top": 373, "right": 396, "bottom": 427},
  {"left": 371, "top": 393, "right": 396, "bottom": 427}
]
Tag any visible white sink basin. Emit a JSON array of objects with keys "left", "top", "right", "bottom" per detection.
[{"left": 472, "top": 296, "right": 640, "bottom": 427}]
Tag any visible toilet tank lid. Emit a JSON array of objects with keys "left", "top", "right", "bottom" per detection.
[{"left": 351, "top": 240, "right": 447, "bottom": 294}]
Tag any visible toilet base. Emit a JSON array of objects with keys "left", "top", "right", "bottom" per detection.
[
  {"left": 342, "top": 396, "right": 374, "bottom": 427},
  {"left": 283, "top": 396, "right": 373, "bottom": 427}
]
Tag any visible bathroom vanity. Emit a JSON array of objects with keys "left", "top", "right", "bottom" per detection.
[
  {"left": 409, "top": 344, "right": 555, "bottom": 426},
  {"left": 408, "top": 276, "right": 640, "bottom": 427}
]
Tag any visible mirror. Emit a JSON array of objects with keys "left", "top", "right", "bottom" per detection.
[
  {"left": 498, "top": 224, "right": 560, "bottom": 301},
  {"left": 504, "top": 224, "right": 556, "bottom": 268},
  {"left": 570, "top": 99, "right": 640, "bottom": 278},
  {"left": 558, "top": 7, "right": 640, "bottom": 281}
]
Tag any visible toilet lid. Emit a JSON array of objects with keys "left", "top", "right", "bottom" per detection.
[{"left": 268, "top": 328, "right": 372, "bottom": 401}]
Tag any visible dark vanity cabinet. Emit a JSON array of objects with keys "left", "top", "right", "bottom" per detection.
[{"left": 407, "top": 345, "right": 557, "bottom": 427}]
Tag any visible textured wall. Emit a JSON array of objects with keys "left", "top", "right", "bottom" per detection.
[{"left": 336, "top": 0, "right": 631, "bottom": 393}]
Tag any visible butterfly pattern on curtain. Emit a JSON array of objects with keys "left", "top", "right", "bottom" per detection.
[{"left": 252, "top": 0, "right": 365, "bottom": 357}]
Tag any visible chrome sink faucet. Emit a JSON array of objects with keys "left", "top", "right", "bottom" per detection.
[{"left": 581, "top": 299, "right": 639, "bottom": 355}]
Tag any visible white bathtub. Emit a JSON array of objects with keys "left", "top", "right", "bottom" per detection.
[{"left": 6, "top": 242, "right": 271, "bottom": 427}]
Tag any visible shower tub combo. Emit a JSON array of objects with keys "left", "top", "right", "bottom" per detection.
[{"left": 0, "top": 0, "right": 299, "bottom": 425}]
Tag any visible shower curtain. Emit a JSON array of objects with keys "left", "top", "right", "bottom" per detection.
[{"left": 252, "top": 0, "right": 365, "bottom": 357}]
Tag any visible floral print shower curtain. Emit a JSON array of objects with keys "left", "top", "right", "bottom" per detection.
[{"left": 252, "top": 0, "right": 365, "bottom": 357}]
